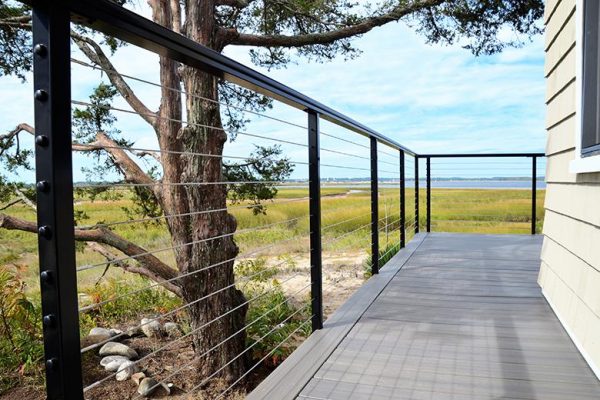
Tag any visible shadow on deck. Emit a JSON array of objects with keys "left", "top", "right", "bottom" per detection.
[{"left": 248, "top": 233, "right": 600, "bottom": 400}]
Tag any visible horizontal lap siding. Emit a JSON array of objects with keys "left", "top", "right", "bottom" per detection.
[{"left": 542, "top": 0, "right": 600, "bottom": 377}]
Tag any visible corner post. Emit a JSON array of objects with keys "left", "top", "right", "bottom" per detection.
[
  {"left": 415, "top": 157, "right": 420, "bottom": 234},
  {"left": 426, "top": 156, "right": 431, "bottom": 233},
  {"left": 400, "top": 150, "right": 406, "bottom": 248},
  {"left": 531, "top": 155, "right": 537, "bottom": 235},
  {"left": 32, "top": 3, "right": 83, "bottom": 399},
  {"left": 370, "top": 137, "right": 379, "bottom": 275},
  {"left": 308, "top": 110, "right": 323, "bottom": 331}
]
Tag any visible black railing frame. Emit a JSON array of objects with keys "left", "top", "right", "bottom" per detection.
[
  {"left": 418, "top": 153, "right": 545, "bottom": 235},
  {"left": 22, "top": 1, "right": 547, "bottom": 398}
]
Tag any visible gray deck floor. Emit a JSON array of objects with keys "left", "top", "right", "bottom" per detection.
[
  {"left": 294, "top": 233, "right": 600, "bottom": 400},
  {"left": 249, "top": 233, "right": 600, "bottom": 400}
]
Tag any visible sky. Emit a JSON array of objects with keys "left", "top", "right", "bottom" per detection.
[{"left": 0, "top": 5, "right": 547, "bottom": 182}]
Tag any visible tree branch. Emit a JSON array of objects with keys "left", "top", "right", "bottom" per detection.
[
  {"left": 225, "top": 0, "right": 445, "bottom": 47},
  {"left": 71, "top": 33, "right": 158, "bottom": 127},
  {"left": 0, "top": 213, "right": 182, "bottom": 296}
]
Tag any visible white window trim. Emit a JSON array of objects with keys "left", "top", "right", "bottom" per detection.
[{"left": 570, "top": 0, "right": 600, "bottom": 174}]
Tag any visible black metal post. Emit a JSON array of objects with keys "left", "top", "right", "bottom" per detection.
[
  {"left": 370, "top": 137, "right": 379, "bottom": 275},
  {"left": 32, "top": 3, "right": 83, "bottom": 399},
  {"left": 415, "top": 157, "right": 419, "bottom": 234},
  {"left": 308, "top": 110, "right": 323, "bottom": 331},
  {"left": 426, "top": 156, "right": 431, "bottom": 233},
  {"left": 400, "top": 150, "right": 406, "bottom": 248},
  {"left": 531, "top": 156, "right": 537, "bottom": 235}
]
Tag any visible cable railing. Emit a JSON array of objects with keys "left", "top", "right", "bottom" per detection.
[{"left": 2, "top": 1, "right": 545, "bottom": 399}]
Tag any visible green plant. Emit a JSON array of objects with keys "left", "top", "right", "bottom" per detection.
[
  {"left": 79, "top": 277, "right": 183, "bottom": 334},
  {"left": 243, "top": 281, "right": 311, "bottom": 367},
  {"left": 363, "top": 242, "right": 401, "bottom": 278},
  {"left": 0, "top": 266, "right": 44, "bottom": 393},
  {"left": 234, "top": 258, "right": 277, "bottom": 282}
]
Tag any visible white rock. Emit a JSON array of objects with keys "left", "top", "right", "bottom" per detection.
[
  {"left": 126, "top": 326, "right": 143, "bottom": 337},
  {"left": 140, "top": 318, "right": 162, "bottom": 338},
  {"left": 109, "top": 328, "right": 123, "bottom": 337},
  {"left": 131, "top": 371, "right": 146, "bottom": 385},
  {"left": 100, "top": 355, "right": 130, "bottom": 372},
  {"left": 137, "top": 377, "right": 170, "bottom": 397},
  {"left": 163, "top": 322, "right": 180, "bottom": 337},
  {"left": 89, "top": 327, "right": 112, "bottom": 337},
  {"left": 116, "top": 360, "right": 139, "bottom": 381},
  {"left": 99, "top": 342, "right": 138, "bottom": 359}
]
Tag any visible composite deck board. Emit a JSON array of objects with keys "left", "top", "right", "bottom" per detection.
[
  {"left": 297, "top": 233, "right": 600, "bottom": 399},
  {"left": 248, "top": 233, "right": 600, "bottom": 399}
]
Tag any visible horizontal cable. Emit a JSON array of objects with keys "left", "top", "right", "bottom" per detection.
[
  {"left": 320, "top": 163, "right": 370, "bottom": 172},
  {"left": 320, "top": 131, "right": 369, "bottom": 149},
  {"left": 77, "top": 227, "right": 308, "bottom": 273},
  {"left": 71, "top": 58, "right": 308, "bottom": 131},
  {"left": 75, "top": 180, "right": 290, "bottom": 189},
  {"left": 207, "top": 318, "right": 312, "bottom": 399},
  {"left": 378, "top": 170, "right": 400, "bottom": 175},
  {"left": 143, "top": 304, "right": 312, "bottom": 399},
  {"left": 80, "top": 253, "right": 309, "bottom": 355},
  {"left": 322, "top": 222, "right": 371, "bottom": 246},
  {"left": 77, "top": 197, "right": 310, "bottom": 230},
  {"left": 78, "top": 218, "right": 307, "bottom": 312},
  {"left": 83, "top": 279, "right": 309, "bottom": 392},
  {"left": 72, "top": 142, "right": 309, "bottom": 165},
  {"left": 322, "top": 212, "right": 371, "bottom": 231},
  {"left": 378, "top": 243, "right": 400, "bottom": 260},
  {"left": 320, "top": 146, "right": 370, "bottom": 161},
  {"left": 72, "top": 100, "right": 309, "bottom": 148},
  {"left": 77, "top": 197, "right": 309, "bottom": 230}
]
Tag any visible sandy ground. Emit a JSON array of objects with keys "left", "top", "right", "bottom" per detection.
[{"left": 272, "top": 251, "right": 369, "bottom": 318}]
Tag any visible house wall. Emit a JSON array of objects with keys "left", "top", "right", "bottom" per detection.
[{"left": 540, "top": 0, "right": 600, "bottom": 378}]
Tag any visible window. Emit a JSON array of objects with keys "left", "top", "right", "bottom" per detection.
[
  {"left": 581, "top": 0, "right": 600, "bottom": 156},
  {"left": 571, "top": 0, "right": 600, "bottom": 173}
]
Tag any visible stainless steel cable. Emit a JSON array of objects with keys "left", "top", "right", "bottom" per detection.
[
  {"left": 83, "top": 280, "right": 309, "bottom": 392},
  {"left": 71, "top": 58, "right": 309, "bottom": 131},
  {"left": 71, "top": 100, "right": 309, "bottom": 148}
]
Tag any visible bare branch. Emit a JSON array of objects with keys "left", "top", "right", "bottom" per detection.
[
  {"left": 225, "top": 0, "right": 445, "bottom": 47},
  {"left": 12, "top": 185, "right": 36, "bottom": 211},
  {"left": 0, "top": 213, "right": 182, "bottom": 296},
  {"left": 0, "top": 123, "right": 34, "bottom": 141},
  {"left": 71, "top": 33, "right": 158, "bottom": 127},
  {"left": 0, "top": 199, "right": 22, "bottom": 211}
]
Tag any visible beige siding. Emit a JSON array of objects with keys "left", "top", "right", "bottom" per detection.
[{"left": 542, "top": 0, "right": 600, "bottom": 378}]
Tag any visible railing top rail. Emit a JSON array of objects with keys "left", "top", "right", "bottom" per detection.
[
  {"left": 418, "top": 153, "right": 545, "bottom": 158},
  {"left": 32, "top": 0, "right": 416, "bottom": 156}
]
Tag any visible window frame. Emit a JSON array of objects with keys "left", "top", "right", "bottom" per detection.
[{"left": 571, "top": 0, "right": 600, "bottom": 173}]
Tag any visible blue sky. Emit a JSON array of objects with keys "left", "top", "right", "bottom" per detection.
[{"left": 0, "top": 9, "right": 546, "bottom": 182}]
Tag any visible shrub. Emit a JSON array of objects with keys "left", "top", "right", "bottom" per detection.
[
  {"left": 363, "top": 242, "right": 401, "bottom": 278},
  {"left": 243, "top": 280, "right": 311, "bottom": 367},
  {"left": 0, "top": 266, "right": 44, "bottom": 393}
]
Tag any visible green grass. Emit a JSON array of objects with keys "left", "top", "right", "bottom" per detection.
[{"left": 0, "top": 187, "right": 546, "bottom": 290}]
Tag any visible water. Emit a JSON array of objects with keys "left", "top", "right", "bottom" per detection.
[{"left": 283, "top": 180, "right": 546, "bottom": 190}]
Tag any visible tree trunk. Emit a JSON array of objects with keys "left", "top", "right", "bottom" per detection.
[{"left": 152, "top": 0, "right": 248, "bottom": 383}]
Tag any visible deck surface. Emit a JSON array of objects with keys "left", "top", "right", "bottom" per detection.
[{"left": 250, "top": 233, "right": 600, "bottom": 400}]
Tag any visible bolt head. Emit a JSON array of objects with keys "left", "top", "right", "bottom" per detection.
[
  {"left": 33, "top": 44, "right": 47, "bottom": 57},
  {"left": 45, "top": 358, "right": 58, "bottom": 371},
  {"left": 34, "top": 89, "right": 48, "bottom": 101},
  {"left": 36, "top": 180, "right": 50, "bottom": 193},
  {"left": 35, "top": 135, "right": 49, "bottom": 147},
  {"left": 38, "top": 225, "right": 52, "bottom": 239},
  {"left": 40, "top": 270, "right": 52, "bottom": 283},
  {"left": 43, "top": 314, "right": 56, "bottom": 327}
]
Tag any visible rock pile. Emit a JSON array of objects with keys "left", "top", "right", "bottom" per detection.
[{"left": 84, "top": 319, "right": 180, "bottom": 397}]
